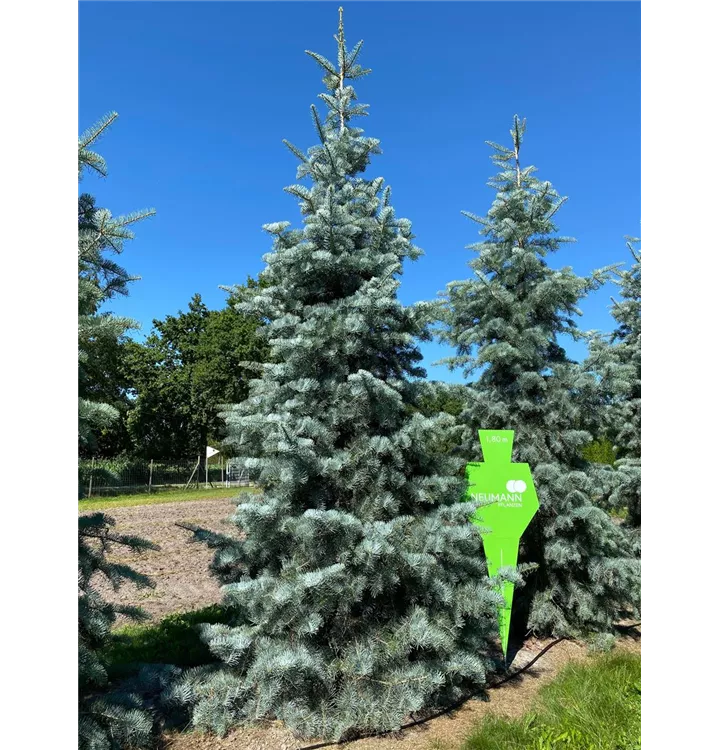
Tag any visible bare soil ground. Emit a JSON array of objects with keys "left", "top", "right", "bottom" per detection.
[
  {"left": 88, "top": 496, "right": 241, "bottom": 623},
  {"left": 81, "top": 495, "right": 640, "bottom": 750}
]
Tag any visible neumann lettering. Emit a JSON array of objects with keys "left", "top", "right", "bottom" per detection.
[{"left": 471, "top": 492, "right": 523, "bottom": 508}]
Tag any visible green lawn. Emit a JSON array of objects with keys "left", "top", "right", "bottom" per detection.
[
  {"left": 101, "top": 605, "right": 233, "bottom": 679},
  {"left": 462, "top": 651, "right": 640, "bottom": 750},
  {"left": 78, "top": 485, "right": 256, "bottom": 513}
]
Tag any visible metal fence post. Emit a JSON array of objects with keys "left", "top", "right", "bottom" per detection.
[
  {"left": 87, "top": 456, "right": 95, "bottom": 498},
  {"left": 148, "top": 458, "right": 154, "bottom": 494}
]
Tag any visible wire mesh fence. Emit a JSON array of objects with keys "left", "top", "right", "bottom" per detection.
[{"left": 78, "top": 456, "right": 251, "bottom": 498}]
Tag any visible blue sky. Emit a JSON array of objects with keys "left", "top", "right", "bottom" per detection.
[{"left": 79, "top": 1, "right": 640, "bottom": 383}]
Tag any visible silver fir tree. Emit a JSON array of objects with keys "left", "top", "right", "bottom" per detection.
[
  {"left": 437, "top": 117, "right": 640, "bottom": 639},
  {"left": 78, "top": 513, "right": 159, "bottom": 750},
  {"left": 586, "top": 238, "right": 641, "bottom": 528},
  {"left": 171, "top": 10, "right": 501, "bottom": 741},
  {"left": 78, "top": 112, "right": 154, "bottom": 451}
]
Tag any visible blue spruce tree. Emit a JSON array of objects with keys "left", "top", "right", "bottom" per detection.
[
  {"left": 172, "top": 10, "right": 500, "bottom": 741},
  {"left": 78, "top": 112, "right": 154, "bottom": 451},
  {"left": 586, "top": 238, "right": 641, "bottom": 527},
  {"left": 78, "top": 115, "right": 161, "bottom": 749},
  {"left": 437, "top": 117, "right": 640, "bottom": 639},
  {"left": 79, "top": 514, "right": 158, "bottom": 750}
]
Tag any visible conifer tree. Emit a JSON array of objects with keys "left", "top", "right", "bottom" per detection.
[
  {"left": 437, "top": 117, "right": 640, "bottom": 638},
  {"left": 586, "top": 239, "right": 641, "bottom": 526},
  {"left": 172, "top": 10, "right": 500, "bottom": 741},
  {"left": 79, "top": 513, "right": 158, "bottom": 749},
  {"left": 78, "top": 112, "right": 154, "bottom": 450}
]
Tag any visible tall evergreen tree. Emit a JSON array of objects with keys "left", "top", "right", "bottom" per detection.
[
  {"left": 79, "top": 513, "right": 158, "bottom": 750},
  {"left": 437, "top": 117, "right": 640, "bottom": 639},
  {"left": 78, "top": 112, "right": 154, "bottom": 451},
  {"left": 413, "top": 382, "right": 470, "bottom": 458},
  {"left": 171, "top": 11, "right": 500, "bottom": 741},
  {"left": 586, "top": 239, "right": 641, "bottom": 526}
]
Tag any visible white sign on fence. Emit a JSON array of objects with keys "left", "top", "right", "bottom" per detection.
[{"left": 206, "top": 446, "right": 220, "bottom": 459}]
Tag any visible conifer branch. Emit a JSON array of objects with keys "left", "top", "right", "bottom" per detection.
[
  {"left": 283, "top": 139, "right": 309, "bottom": 163},
  {"left": 337, "top": 7, "right": 345, "bottom": 131},
  {"left": 78, "top": 111, "right": 119, "bottom": 150},
  {"left": 311, "top": 104, "right": 327, "bottom": 144}
]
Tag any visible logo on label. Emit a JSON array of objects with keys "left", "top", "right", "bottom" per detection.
[{"left": 472, "top": 483, "right": 525, "bottom": 508}]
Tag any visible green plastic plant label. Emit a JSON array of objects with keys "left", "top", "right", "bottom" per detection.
[{"left": 465, "top": 430, "right": 540, "bottom": 659}]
